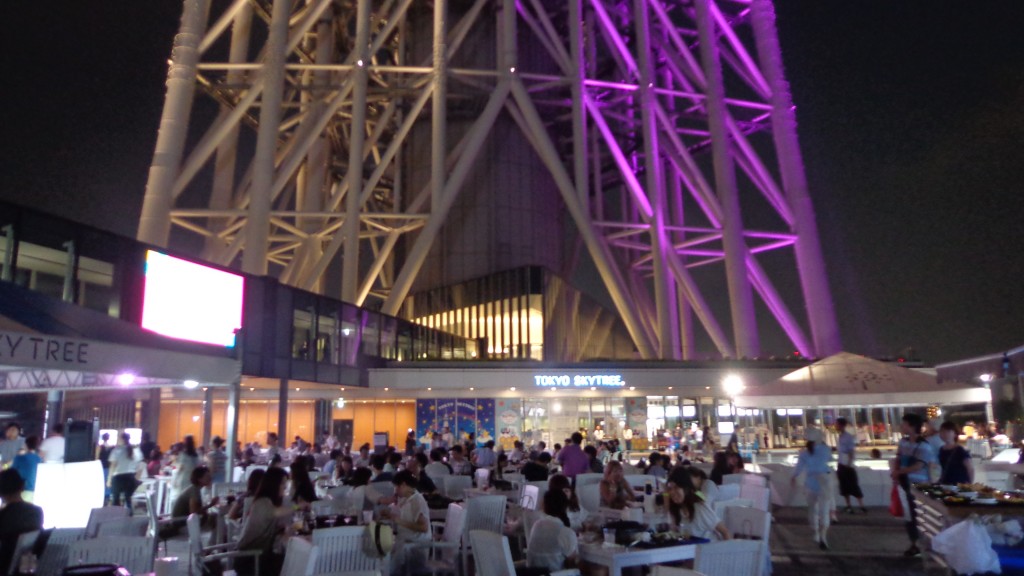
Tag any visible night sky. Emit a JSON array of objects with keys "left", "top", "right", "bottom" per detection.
[{"left": 1, "top": 2, "right": 1021, "bottom": 364}]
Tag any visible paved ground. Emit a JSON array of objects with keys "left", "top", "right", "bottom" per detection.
[{"left": 770, "top": 506, "right": 931, "bottom": 576}]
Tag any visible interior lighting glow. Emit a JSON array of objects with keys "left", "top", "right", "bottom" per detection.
[
  {"left": 183, "top": 380, "right": 199, "bottom": 389},
  {"left": 142, "top": 251, "right": 244, "bottom": 346},
  {"left": 192, "top": 415, "right": 200, "bottom": 422},
  {"left": 117, "top": 373, "right": 135, "bottom": 386},
  {"left": 722, "top": 374, "right": 745, "bottom": 396}
]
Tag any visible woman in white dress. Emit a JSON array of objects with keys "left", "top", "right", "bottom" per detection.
[
  {"left": 170, "top": 435, "right": 200, "bottom": 505},
  {"left": 382, "top": 470, "right": 431, "bottom": 574},
  {"left": 665, "top": 468, "right": 730, "bottom": 541},
  {"left": 108, "top": 432, "right": 143, "bottom": 509}
]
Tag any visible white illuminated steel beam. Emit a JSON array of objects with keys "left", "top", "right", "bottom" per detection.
[{"left": 137, "top": 0, "right": 840, "bottom": 360}]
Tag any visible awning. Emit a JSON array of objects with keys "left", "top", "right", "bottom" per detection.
[{"left": 734, "top": 351, "right": 990, "bottom": 408}]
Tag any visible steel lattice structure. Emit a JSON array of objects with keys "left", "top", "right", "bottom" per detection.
[{"left": 138, "top": 0, "right": 841, "bottom": 360}]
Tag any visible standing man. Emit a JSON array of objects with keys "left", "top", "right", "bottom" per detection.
[
  {"left": 892, "top": 413, "right": 936, "bottom": 558},
  {"left": 557, "top": 433, "right": 589, "bottom": 480},
  {"left": 39, "top": 423, "right": 65, "bottom": 463},
  {"left": 10, "top": 436, "right": 42, "bottom": 503},
  {"left": 835, "top": 418, "right": 867, "bottom": 514},
  {"left": 206, "top": 436, "right": 227, "bottom": 483},
  {"left": 622, "top": 426, "right": 633, "bottom": 453},
  {"left": 0, "top": 423, "right": 25, "bottom": 467}
]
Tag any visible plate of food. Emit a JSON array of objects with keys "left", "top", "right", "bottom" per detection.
[
  {"left": 959, "top": 491, "right": 978, "bottom": 499},
  {"left": 974, "top": 498, "right": 998, "bottom": 505}
]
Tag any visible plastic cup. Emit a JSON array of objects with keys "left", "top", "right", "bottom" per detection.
[{"left": 603, "top": 528, "right": 615, "bottom": 545}]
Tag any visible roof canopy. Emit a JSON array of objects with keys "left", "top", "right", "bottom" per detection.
[{"left": 734, "top": 352, "right": 990, "bottom": 408}]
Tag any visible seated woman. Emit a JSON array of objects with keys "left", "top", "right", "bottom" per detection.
[
  {"left": 599, "top": 461, "right": 634, "bottom": 510},
  {"left": 290, "top": 460, "right": 318, "bottom": 506},
  {"left": 383, "top": 470, "right": 431, "bottom": 573},
  {"left": 227, "top": 468, "right": 265, "bottom": 521},
  {"left": 236, "top": 467, "right": 292, "bottom": 576},
  {"left": 527, "top": 488, "right": 579, "bottom": 572},
  {"left": 548, "top": 474, "right": 584, "bottom": 529},
  {"left": 666, "top": 468, "right": 730, "bottom": 541},
  {"left": 687, "top": 467, "right": 719, "bottom": 506},
  {"left": 161, "top": 465, "right": 220, "bottom": 537}
]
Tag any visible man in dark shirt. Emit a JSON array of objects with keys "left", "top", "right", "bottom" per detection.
[
  {"left": 521, "top": 452, "right": 551, "bottom": 482},
  {"left": 0, "top": 468, "right": 44, "bottom": 574},
  {"left": 407, "top": 453, "right": 437, "bottom": 494}
]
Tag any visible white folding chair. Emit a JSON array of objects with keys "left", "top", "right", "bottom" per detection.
[
  {"left": 213, "top": 481, "right": 247, "bottom": 498},
  {"left": 521, "top": 508, "right": 545, "bottom": 545},
  {"left": 66, "top": 536, "right": 154, "bottom": 575},
  {"left": 84, "top": 506, "right": 130, "bottom": 538},
  {"left": 723, "top": 506, "right": 772, "bottom": 575},
  {"left": 96, "top": 516, "right": 150, "bottom": 537},
  {"left": 463, "top": 496, "right": 507, "bottom": 575},
  {"left": 313, "top": 499, "right": 343, "bottom": 517},
  {"left": 469, "top": 530, "right": 515, "bottom": 576},
  {"left": 280, "top": 536, "right": 320, "bottom": 576},
  {"left": 312, "top": 526, "right": 387, "bottom": 574},
  {"left": 694, "top": 539, "right": 763, "bottom": 576},
  {"left": 367, "top": 481, "right": 395, "bottom": 506},
  {"left": 713, "top": 498, "right": 755, "bottom": 519},
  {"left": 525, "top": 481, "right": 548, "bottom": 505},
  {"left": 742, "top": 474, "right": 769, "bottom": 488},
  {"left": 739, "top": 484, "right": 771, "bottom": 512},
  {"left": 6, "top": 530, "right": 38, "bottom": 576},
  {"left": 188, "top": 513, "right": 260, "bottom": 575},
  {"left": 574, "top": 473, "right": 603, "bottom": 489},
  {"left": 716, "top": 483, "right": 741, "bottom": 501},
  {"left": 520, "top": 484, "right": 540, "bottom": 510},
  {"left": 328, "top": 485, "right": 353, "bottom": 500},
  {"left": 577, "top": 483, "right": 601, "bottom": 513},
  {"left": 36, "top": 528, "right": 85, "bottom": 576},
  {"left": 504, "top": 473, "right": 525, "bottom": 485},
  {"left": 722, "top": 474, "right": 745, "bottom": 486}
]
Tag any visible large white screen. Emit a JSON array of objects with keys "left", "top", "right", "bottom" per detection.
[{"left": 141, "top": 251, "right": 244, "bottom": 346}]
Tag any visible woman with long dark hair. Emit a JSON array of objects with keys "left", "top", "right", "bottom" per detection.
[
  {"left": 548, "top": 474, "right": 584, "bottom": 529},
  {"left": 108, "top": 432, "right": 142, "bottom": 509},
  {"left": 526, "top": 488, "right": 579, "bottom": 571},
  {"left": 290, "top": 460, "right": 318, "bottom": 506},
  {"left": 237, "top": 467, "right": 291, "bottom": 575},
  {"left": 171, "top": 435, "right": 200, "bottom": 503},
  {"left": 665, "top": 468, "right": 730, "bottom": 541}
]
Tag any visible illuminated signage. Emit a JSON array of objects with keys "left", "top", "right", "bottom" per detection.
[
  {"left": 533, "top": 374, "right": 625, "bottom": 388},
  {"left": 141, "top": 251, "right": 244, "bottom": 347}
]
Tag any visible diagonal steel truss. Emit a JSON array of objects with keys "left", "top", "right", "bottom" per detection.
[{"left": 137, "top": 0, "right": 841, "bottom": 360}]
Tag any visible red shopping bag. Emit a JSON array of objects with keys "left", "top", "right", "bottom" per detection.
[{"left": 890, "top": 484, "right": 904, "bottom": 517}]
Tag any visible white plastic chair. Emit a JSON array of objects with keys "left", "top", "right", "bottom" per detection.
[
  {"left": 713, "top": 498, "right": 755, "bottom": 519},
  {"left": 328, "top": 485, "right": 353, "bottom": 500},
  {"left": 245, "top": 465, "right": 268, "bottom": 482},
  {"left": 36, "top": 528, "right": 85, "bottom": 576},
  {"left": 463, "top": 496, "right": 507, "bottom": 575},
  {"left": 521, "top": 508, "right": 545, "bottom": 545},
  {"left": 525, "top": 481, "right": 548, "bottom": 505},
  {"left": 723, "top": 506, "right": 772, "bottom": 576},
  {"left": 739, "top": 484, "right": 771, "bottom": 512},
  {"left": 520, "top": 484, "right": 540, "bottom": 510},
  {"left": 312, "top": 525, "right": 386, "bottom": 574},
  {"left": 409, "top": 502, "right": 466, "bottom": 576},
  {"left": 281, "top": 536, "right": 320, "bottom": 576},
  {"left": 367, "top": 481, "right": 395, "bottom": 506},
  {"left": 652, "top": 566, "right": 707, "bottom": 576},
  {"left": 574, "top": 473, "right": 603, "bottom": 489},
  {"left": 443, "top": 476, "right": 473, "bottom": 500},
  {"left": 694, "top": 539, "right": 763, "bottom": 576},
  {"left": 577, "top": 483, "right": 601, "bottom": 512},
  {"left": 504, "top": 473, "right": 525, "bottom": 485},
  {"left": 84, "top": 506, "right": 130, "bottom": 538},
  {"left": 313, "top": 499, "right": 343, "bottom": 517},
  {"left": 188, "top": 512, "right": 260, "bottom": 575},
  {"left": 716, "top": 483, "right": 741, "bottom": 501},
  {"left": 66, "top": 536, "right": 154, "bottom": 575},
  {"left": 474, "top": 468, "right": 490, "bottom": 489},
  {"left": 213, "top": 481, "right": 247, "bottom": 498},
  {"left": 95, "top": 516, "right": 150, "bottom": 537},
  {"left": 469, "top": 530, "right": 515, "bottom": 576},
  {"left": 6, "top": 530, "right": 38, "bottom": 576}
]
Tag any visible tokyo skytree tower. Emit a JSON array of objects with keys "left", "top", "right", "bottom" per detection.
[{"left": 137, "top": 0, "right": 841, "bottom": 360}]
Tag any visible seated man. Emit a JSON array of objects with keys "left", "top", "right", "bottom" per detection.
[
  {"left": 522, "top": 452, "right": 551, "bottom": 482},
  {"left": 161, "top": 465, "right": 220, "bottom": 537},
  {"left": 0, "top": 469, "right": 44, "bottom": 575}
]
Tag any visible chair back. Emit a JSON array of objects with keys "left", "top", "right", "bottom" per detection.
[
  {"left": 187, "top": 513, "right": 205, "bottom": 575},
  {"left": 652, "top": 566, "right": 707, "bottom": 576},
  {"left": 85, "top": 506, "right": 129, "bottom": 538},
  {"left": 716, "top": 483, "right": 741, "bottom": 501},
  {"left": 367, "top": 481, "right": 395, "bottom": 504},
  {"left": 520, "top": 483, "right": 540, "bottom": 510},
  {"left": 574, "top": 473, "right": 603, "bottom": 489},
  {"left": 312, "top": 525, "right": 385, "bottom": 574},
  {"left": 36, "top": 528, "right": 85, "bottom": 576},
  {"left": 475, "top": 468, "right": 490, "bottom": 489},
  {"left": 526, "top": 481, "right": 548, "bottom": 504},
  {"left": 712, "top": 498, "right": 754, "bottom": 518},
  {"left": 577, "top": 483, "right": 601, "bottom": 513},
  {"left": 469, "top": 530, "right": 515, "bottom": 576},
  {"left": 464, "top": 495, "right": 507, "bottom": 536},
  {"left": 443, "top": 475, "right": 473, "bottom": 500},
  {"left": 96, "top": 516, "right": 150, "bottom": 537},
  {"left": 742, "top": 474, "right": 768, "bottom": 488},
  {"left": 327, "top": 485, "right": 353, "bottom": 500},
  {"left": 693, "top": 539, "right": 763, "bottom": 576},
  {"left": 7, "top": 530, "right": 39, "bottom": 576},
  {"left": 213, "top": 481, "right": 247, "bottom": 498},
  {"left": 312, "top": 499, "right": 342, "bottom": 517},
  {"left": 443, "top": 503, "right": 467, "bottom": 545},
  {"left": 245, "top": 465, "right": 268, "bottom": 482},
  {"left": 281, "top": 536, "right": 320, "bottom": 576},
  {"left": 739, "top": 484, "right": 770, "bottom": 512},
  {"left": 504, "top": 473, "right": 525, "bottom": 485},
  {"left": 521, "top": 509, "right": 544, "bottom": 544},
  {"left": 722, "top": 474, "right": 745, "bottom": 486},
  {"left": 145, "top": 490, "right": 160, "bottom": 537},
  {"left": 723, "top": 506, "right": 771, "bottom": 542},
  {"left": 67, "top": 536, "right": 154, "bottom": 575}
]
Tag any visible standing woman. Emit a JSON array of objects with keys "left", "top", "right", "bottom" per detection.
[
  {"left": 791, "top": 428, "right": 834, "bottom": 550},
  {"left": 171, "top": 435, "right": 200, "bottom": 504},
  {"left": 665, "top": 468, "right": 730, "bottom": 541},
  {"left": 108, "top": 432, "right": 142, "bottom": 510},
  {"left": 938, "top": 421, "right": 974, "bottom": 485}
]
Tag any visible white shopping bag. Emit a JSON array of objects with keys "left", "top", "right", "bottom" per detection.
[{"left": 931, "top": 519, "right": 1001, "bottom": 575}]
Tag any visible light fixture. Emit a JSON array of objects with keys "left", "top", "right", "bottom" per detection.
[
  {"left": 722, "top": 374, "right": 745, "bottom": 397},
  {"left": 116, "top": 373, "right": 135, "bottom": 386},
  {"left": 705, "top": 386, "right": 711, "bottom": 390},
  {"left": 427, "top": 387, "right": 432, "bottom": 391},
  {"left": 510, "top": 387, "right": 516, "bottom": 391},
  {"left": 980, "top": 373, "right": 994, "bottom": 383},
  {"left": 552, "top": 401, "right": 562, "bottom": 413},
  {"left": 295, "top": 387, "right": 301, "bottom": 392},
  {"left": 384, "top": 387, "right": 389, "bottom": 391},
  {"left": 191, "top": 415, "right": 200, "bottom": 422},
  {"left": 335, "top": 398, "right": 346, "bottom": 409},
  {"left": 201, "top": 387, "right": 208, "bottom": 392},
  {"left": 668, "top": 386, "right": 673, "bottom": 390},
  {"left": 249, "top": 387, "right": 255, "bottom": 392},
  {"left": 590, "top": 386, "right": 596, "bottom": 391},
  {"left": 342, "top": 328, "right": 351, "bottom": 336},
  {"left": 183, "top": 380, "right": 199, "bottom": 389},
  {"left": 629, "top": 386, "right": 636, "bottom": 391},
  {"left": 469, "top": 387, "right": 475, "bottom": 391}
]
